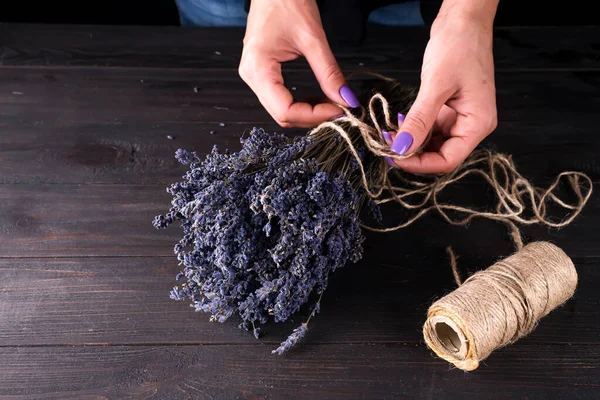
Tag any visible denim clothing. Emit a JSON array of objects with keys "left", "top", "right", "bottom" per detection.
[
  {"left": 175, "top": 0, "right": 424, "bottom": 27},
  {"left": 175, "top": 0, "right": 249, "bottom": 26},
  {"left": 369, "top": 1, "right": 424, "bottom": 26}
]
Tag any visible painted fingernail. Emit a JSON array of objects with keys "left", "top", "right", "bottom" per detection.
[
  {"left": 382, "top": 129, "right": 392, "bottom": 144},
  {"left": 385, "top": 157, "right": 396, "bottom": 167},
  {"left": 391, "top": 131, "right": 413, "bottom": 156},
  {"left": 398, "top": 113, "right": 405, "bottom": 123},
  {"left": 340, "top": 85, "right": 360, "bottom": 108}
]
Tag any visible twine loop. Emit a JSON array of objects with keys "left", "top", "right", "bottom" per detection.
[
  {"left": 308, "top": 87, "right": 593, "bottom": 254},
  {"left": 306, "top": 78, "right": 592, "bottom": 370}
]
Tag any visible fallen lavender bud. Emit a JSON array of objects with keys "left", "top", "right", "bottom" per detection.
[
  {"left": 253, "top": 327, "right": 262, "bottom": 339},
  {"left": 239, "top": 321, "right": 249, "bottom": 331},
  {"left": 271, "top": 324, "right": 308, "bottom": 355}
]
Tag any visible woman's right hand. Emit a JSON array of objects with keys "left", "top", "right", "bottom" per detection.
[{"left": 239, "top": 0, "right": 360, "bottom": 128}]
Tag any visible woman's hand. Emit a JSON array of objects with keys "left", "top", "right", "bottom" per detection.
[
  {"left": 387, "top": 0, "right": 499, "bottom": 174},
  {"left": 239, "top": 0, "right": 359, "bottom": 128}
]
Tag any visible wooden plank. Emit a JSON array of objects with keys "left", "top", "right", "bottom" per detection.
[
  {"left": 1, "top": 67, "right": 596, "bottom": 125},
  {"left": 0, "top": 176, "right": 597, "bottom": 258},
  {"left": 1, "top": 67, "right": 599, "bottom": 184},
  {"left": 0, "top": 255, "right": 597, "bottom": 347},
  {"left": 0, "top": 184, "right": 176, "bottom": 257},
  {"left": 1, "top": 120, "right": 598, "bottom": 185},
  {"left": 0, "top": 121, "right": 289, "bottom": 185},
  {"left": 1, "top": 24, "right": 600, "bottom": 70},
  {"left": 0, "top": 343, "right": 597, "bottom": 399}
]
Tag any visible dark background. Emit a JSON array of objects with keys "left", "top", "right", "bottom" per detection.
[{"left": 0, "top": 1, "right": 597, "bottom": 26}]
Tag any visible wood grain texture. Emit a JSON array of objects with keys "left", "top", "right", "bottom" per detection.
[
  {"left": 1, "top": 67, "right": 598, "bottom": 184},
  {"left": 1, "top": 256, "right": 597, "bottom": 347},
  {"left": 0, "top": 23, "right": 599, "bottom": 398},
  {"left": 0, "top": 344, "right": 597, "bottom": 399},
  {"left": 0, "top": 181, "right": 598, "bottom": 258},
  {"left": 1, "top": 23, "right": 599, "bottom": 71},
  {"left": 1, "top": 68, "right": 598, "bottom": 125}
]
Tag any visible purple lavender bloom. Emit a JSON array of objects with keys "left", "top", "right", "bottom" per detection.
[
  {"left": 169, "top": 286, "right": 185, "bottom": 301},
  {"left": 174, "top": 149, "right": 197, "bottom": 165},
  {"left": 153, "top": 127, "right": 365, "bottom": 354},
  {"left": 238, "top": 321, "right": 250, "bottom": 331},
  {"left": 253, "top": 326, "right": 262, "bottom": 339},
  {"left": 271, "top": 324, "right": 308, "bottom": 355}
]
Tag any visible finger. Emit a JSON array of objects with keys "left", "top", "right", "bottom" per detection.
[
  {"left": 390, "top": 106, "right": 455, "bottom": 144},
  {"left": 382, "top": 129, "right": 394, "bottom": 145},
  {"left": 264, "top": 84, "right": 342, "bottom": 127},
  {"left": 389, "top": 86, "right": 447, "bottom": 157},
  {"left": 423, "top": 106, "right": 457, "bottom": 152},
  {"left": 239, "top": 52, "right": 341, "bottom": 128},
  {"left": 382, "top": 112, "right": 405, "bottom": 166},
  {"left": 432, "top": 105, "right": 458, "bottom": 136},
  {"left": 392, "top": 114, "right": 483, "bottom": 175},
  {"left": 303, "top": 40, "right": 360, "bottom": 109},
  {"left": 383, "top": 112, "right": 406, "bottom": 145},
  {"left": 391, "top": 137, "right": 478, "bottom": 175}
]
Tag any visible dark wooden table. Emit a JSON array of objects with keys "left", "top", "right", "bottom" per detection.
[{"left": 0, "top": 23, "right": 599, "bottom": 399}]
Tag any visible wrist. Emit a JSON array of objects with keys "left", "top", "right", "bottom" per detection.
[{"left": 437, "top": 0, "right": 499, "bottom": 29}]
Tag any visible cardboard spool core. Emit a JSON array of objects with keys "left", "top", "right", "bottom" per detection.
[{"left": 430, "top": 316, "right": 467, "bottom": 359}]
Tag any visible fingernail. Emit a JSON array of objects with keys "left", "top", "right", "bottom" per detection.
[
  {"left": 340, "top": 85, "right": 360, "bottom": 108},
  {"left": 382, "top": 129, "right": 392, "bottom": 144},
  {"left": 398, "top": 113, "right": 405, "bottom": 123},
  {"left": 385, "top": 157, "right": 396, "bottom": 167},
  {"left": 391, "top": 131, "right": 413, "bottom": 156}
]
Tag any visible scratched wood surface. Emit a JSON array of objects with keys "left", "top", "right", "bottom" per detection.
[{"left": 0, "top": 23, "right": 599, "bottom": 399}]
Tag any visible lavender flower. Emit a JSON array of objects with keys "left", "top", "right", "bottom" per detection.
[
  {"left": 154, "top": 127, "right": 366, "bottom": 354},
  {"left": 253, "top": 326, "right": 262, "bottom": 339},
  {"left": 271, "top": 324, "right": 309, "bottom": 355}
]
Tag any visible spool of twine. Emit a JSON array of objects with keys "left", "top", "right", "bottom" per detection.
[
  {"left": 422, "top": 241, "right": 578, "bottom": 371},
  {"left": 306, "top": 75, "right": 590, "bottom": 370}
]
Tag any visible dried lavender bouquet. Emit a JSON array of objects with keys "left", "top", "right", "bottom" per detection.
[{"left": 153, "top": 77, "right": 417, "bottom": 354}]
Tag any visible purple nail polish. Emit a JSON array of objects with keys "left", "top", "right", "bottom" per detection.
[
  {"left": 391, "top": 131, "right": 413, "bottom": 156},
  {"left": 340, "top": 85, "right": 360, "bottom": 108},
  {"left": 385, "top": 157, "right": 396, "bottom": 167},
  {"left": 398, "top": 113, "right": 405, "bottom": 123},
  {"left": 382, "top": 129, "right": 392, "bottom": 143}
]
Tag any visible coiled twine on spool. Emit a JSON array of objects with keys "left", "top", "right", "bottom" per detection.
[{"left": 422, "top": 241, "right": 578, "bottom": 371}]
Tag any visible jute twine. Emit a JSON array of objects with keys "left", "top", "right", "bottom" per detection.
[
  {"left": 308, "top": 83, "right": 592, "bottom": 246},
  {"left": 423, "top": 241, "right": 577, "bottom": 371},
  {"left": 307, "top": 77, "right": 593, "bottom": 370}
]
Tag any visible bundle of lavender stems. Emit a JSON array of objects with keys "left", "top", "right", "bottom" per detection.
[{"left": 152, "top": 77, "right": 419, "bottom": 354}]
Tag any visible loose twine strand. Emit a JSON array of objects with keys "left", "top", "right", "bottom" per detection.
[
  {"left": 307, "top": 83, "right": 593, "bottom": 370},
  {"left": 308, "top": 87, "right": 593, "bottom": 272}
]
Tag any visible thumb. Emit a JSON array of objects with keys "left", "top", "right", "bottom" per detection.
[
  {"left": 303, "top": 40, "right": 360, "bottom": 109},
  {"left": 390, "top": 89, "right": 445, "bottom": 156}
]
